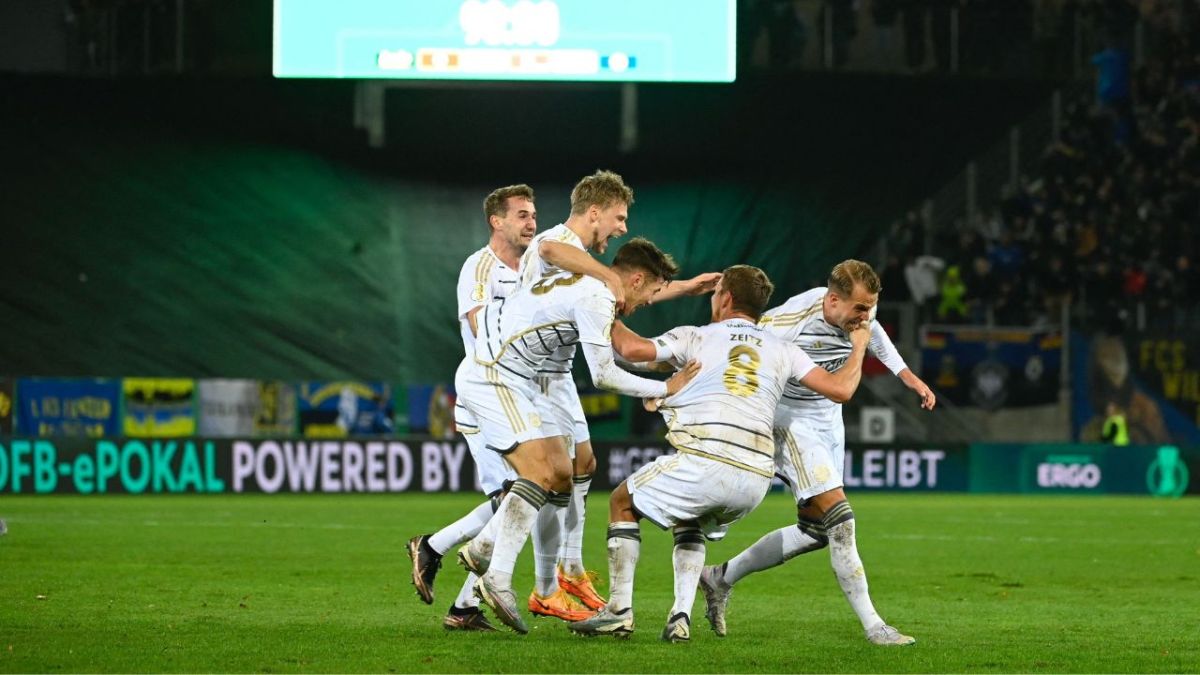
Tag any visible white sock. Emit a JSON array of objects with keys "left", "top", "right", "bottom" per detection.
[
  {"left": 827, "top": 517, "right": 884, "bottom": 631},
  {"left": 428, "top": 499, "right": 494, "bottom": 555},
  {"left": 606, "top": 522, "right": 640, "bottom": 611},
  {"left": 483, "top": 479, "right": 547, "bottom": 589},
  {"left": 559, "top": 474, "right": 592, "bottom": 576},
  {"left": 453, "top": 572, "right": 480, "bottom": 609},
  {"left": 531, "top": 503, "right": 563, "bottom": 596},
  {"left": 670, "top": 526, "right": 706, "bottom": 618},
  {"left": 723, "top": 525, "right": 826, "bottom": 585}
]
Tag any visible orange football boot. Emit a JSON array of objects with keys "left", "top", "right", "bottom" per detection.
[
  {"left": 557, "top": 565, "right": 607, "bottom": 611},
  {"left": 528, "top": 589, "right": 596, "bottom": 622}
]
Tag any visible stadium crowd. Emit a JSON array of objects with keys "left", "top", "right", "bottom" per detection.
[{"left": 879, "top": 2, "right": 1200, "bottom": 331}]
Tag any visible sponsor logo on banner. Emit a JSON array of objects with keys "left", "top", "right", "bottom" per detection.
[
  {"left": 123, "top": 378, "right": 197, "bottom": 437},
  {"left": 0, "top": 437, "right": 224, "bottom": 494},
  {"left": 229, "top": 439, "right": 469, "bottom": 493},
  {"left": 299, "top": 382, "right": 394, "bottom": 437},
  {"left": 844, "top": 449, "right": 949, "bottom": 489},
  {"left": 17, "top": 378, "right": 121, "bottom": 437},
  {"left": 1146, "top": 445, "right": 1189, "bottom": 497},
  {"left": 1035, "top": 454, "right": 1102, "bottom": 489}
]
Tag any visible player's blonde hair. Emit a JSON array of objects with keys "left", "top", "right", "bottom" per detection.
[
  {"left": 828, "top": 259, "right": 881, "bottom": 297},
  {"left": 612, "top": 237, "right": 679, "bottom": 281},
  {"left": 722, "top": 265, "right": 775, "bottom": 320},
  {"left": 482, "top": 184, "right": 535, "bottom": 228},
  {"left": 569, "top": 170, "right": 634, "bottom": 215}
]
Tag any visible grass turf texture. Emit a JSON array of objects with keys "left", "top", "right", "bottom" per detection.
[{"left": 0, "top": 493, "right": 1197, "bottom": 673}]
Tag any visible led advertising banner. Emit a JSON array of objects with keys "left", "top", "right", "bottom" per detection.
[{"left": 273, "top": 0, "right": 737, "bottom": 82}]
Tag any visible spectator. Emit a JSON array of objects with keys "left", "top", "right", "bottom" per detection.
[
  {"left": 1101, "top": 401, "right": 1130, "bottom": 446},
  {"left": 937, "top": 265, "right": 969, "bottom": 322}
]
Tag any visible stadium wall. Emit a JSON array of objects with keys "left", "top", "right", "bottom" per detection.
[{"left": 0, "top": 73, "right": 1054, "bottom": 384}]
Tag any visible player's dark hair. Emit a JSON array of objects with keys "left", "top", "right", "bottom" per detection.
[
  {"left": 569, "top": 170, "right": 634, "bottom": 215},
  {"left": 722, "top": 265, "right": 774, "bottom": 320},
  {"left": 612, "top": 237, "right": 678, "bottom": 282},
  {"left": 828, "top": 259, "right": 881, "bottom": 297},
  {"left": 482, "top": 184, "right": 535, "bottom": 229}
]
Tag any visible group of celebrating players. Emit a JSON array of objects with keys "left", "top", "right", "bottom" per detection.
[{"left": 406, "top": 170, "right": 936, "bottom": 644}]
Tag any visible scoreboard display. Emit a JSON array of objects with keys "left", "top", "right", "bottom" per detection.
[{"left": 273, "top": 0, "right": 736, "bottom": 82}]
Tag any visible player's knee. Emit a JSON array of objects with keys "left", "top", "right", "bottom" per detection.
[
  {"left": 672, "top": 525, "right": 705, "bottom": 551},
  {"left": 548, "top": 458, "right": 573, "bottom": 492},
  {"left": 577, "top": 451, "right": 597, "bottom": 476}
]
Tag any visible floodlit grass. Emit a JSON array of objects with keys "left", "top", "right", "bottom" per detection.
[{"left": 1, "top": 492, "right": 1197, "bottom": 673}]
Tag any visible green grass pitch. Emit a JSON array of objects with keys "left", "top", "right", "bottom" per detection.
[{"left": 1, "top": 492, "right": 1197, "bottom": 673}]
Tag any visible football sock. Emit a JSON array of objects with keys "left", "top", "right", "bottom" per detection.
[
  {"left": 452, "top": 572, "right": 481, "bottom": 610},
  {"left": 824, "top": 501, "right": 884, "bottom": 631},
  {"left": 559, "top": 473, "right": 592, "bottom": 577},
  {"left": 723, "top": 524, "right": 827, "bottom": 585},
  {"left": 606, "top": 522, "right": 641, "bottom": 611},
  {"left": 428, "top": 499, "right": 494, "bottom": 555},
  {"left": 483, "top": 479, "right": 547, "bottom": 589},
  {"left": 670, "top": 526, "right": 706, "bottom": 619},
  {"left": 532, "top": 495, "right": 567, "bottom": 597}
]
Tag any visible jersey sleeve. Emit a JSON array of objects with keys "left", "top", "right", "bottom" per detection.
[
  {"left": 868, "top": 321, "right": 909, "bottom": 375},
  {"left": 574, "top": 290, "right": 618, "bottom": 347},
  {"left": 788, "top": 343, "right": 818, "bottom": 381},
  {"left": 649, "top": 326, "right": 699, "bottom": 367},
  {"left": 456, "top": 255, "right": 487, "bottom": 320}
]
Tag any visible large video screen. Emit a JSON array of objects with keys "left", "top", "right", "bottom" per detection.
[{"left": 273, "top": 0, "right": 736, "bottom": 82}]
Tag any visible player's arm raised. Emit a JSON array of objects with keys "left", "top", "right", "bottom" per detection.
[
  {"left": 649, "top": 272, "right": 722, "bottom": 304},
  {"left": 794, "top": 325, "right": 870, "bottom": 404},
  {"left": 539, "top": 240, "right": 626, "bottom": 311}
]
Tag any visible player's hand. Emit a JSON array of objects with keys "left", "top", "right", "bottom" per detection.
[
  {"left": 664, "top": 359, "right": 701, "bottom": 397},
  {"left": 604, "top": 270, "right": 627, "bottom": 314},
  {"left": 643, "top": 397, "right": 664, "bottom": 412},
  {"left": 685, "top": 272, "right": 722, "bottom": 295},
  {"left": 847, "top": 321, "right": 870, "bottom": 348},
  {"left": 911, "top": 379, "right": 936, "bottom": 410}
]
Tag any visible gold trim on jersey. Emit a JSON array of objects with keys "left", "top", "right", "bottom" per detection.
[
  {"left": 485, "top": 365, "right": 526, "bottom": 433},
  {"left": 665, "top": 441, "right": 775, "bottom": 479},
  {"left": 632, "top": 454, "right": 682, "bottom": 489},
  {"left": 777, "top": 428, "right": 812, "bottom": 491},
  {"left": 761, "top": 300, "right": 822, "bottom": 328},
  {"left": 475, "top": 252, "right": 496, "bottom": 285}
]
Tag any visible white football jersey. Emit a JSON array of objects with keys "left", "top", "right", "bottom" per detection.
[
  {"left": 517, "top": 223, "right": 585, "bottom": 288},
  {"left": 516, "top": 223, "right": 588, "bottom": 376},
  {"left": 652, "top": 318, "right": 818, "bottom": 477},
  {"left": 474, "top": 269, "right": 615, "bottom": 381},
  {"left": 760, "top": 287, "right": 908, "bottom": 414},
  {"left": 456, "top": 245, "right": 519, "bottom": 354}
]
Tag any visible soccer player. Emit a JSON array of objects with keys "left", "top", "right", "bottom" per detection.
[
  {"left": 408, "top": 184, "right": 593, "bottom": 629},
  {"left": 512, "top": 170, "right": 720, "bottom": 613},
  {"left": 567, "top": 265, "right": 871, "bottom": 642},
  {"left": 455, "top": 238, "right": 699, "bottom": 633},
  {"left": 698, "top": 260, "right": 936, "bottom": 646}
]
